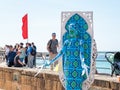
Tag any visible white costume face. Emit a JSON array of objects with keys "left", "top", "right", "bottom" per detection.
[{"left": 68, "top": 23, "right": 79, "bottom": 38}]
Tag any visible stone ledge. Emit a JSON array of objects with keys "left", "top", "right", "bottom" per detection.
[
  {"left": 0, "top": 66, "right": 120, "bottom": 90},
  {"left": 91, "top": 74, "right": 120, "bottom": 90},
  {"left": 0, "top": 66, "right": 64, "bottom": 90}
]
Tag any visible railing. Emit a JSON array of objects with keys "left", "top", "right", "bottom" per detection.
[
  {"left": 0, "top": 50, "right": 5, "bottom": 61},
  {"left": 96, "top": 51, "right": 112, "bottom": 75},
  {"left": 37, "top": 51, "right": 113, "bottom": 75}
]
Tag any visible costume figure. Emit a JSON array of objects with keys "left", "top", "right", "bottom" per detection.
[
  {"left": 35, "top": 12, "right": 96, "bottom": 90},
  {"left": 45, "top": 13, "right": 92, "bottom": 90}
]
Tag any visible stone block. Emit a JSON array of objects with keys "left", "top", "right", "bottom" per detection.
[
  {"left": 37, "top": 87, "right": 42, "bottom": 90},
  {"left": 21, "top": 85, "right": 32, "bottom": 90},
  {"left": 0, "top": 79, "right": 4, "bottom": 89},
  {"left": 31, "top": 86, "right": 37, "bottom": 90},
  {"left": 21, "top": 75, "right": 27, "bottom": 84},
  {"left": 57, "top": 82, "right": 65, "bottom": 90},
  {"left": 31, "top": 77, "right": 37, "bottom": 86},
  {"left": 37, "top": 78, "right": 45, "bottom": 89},
  {"left": 89, "top": 86, "right": 112, "bottom": 90},
  {"left": 26, "top": 71, "right": 33, "bottom": 76},
  {"left": 4, "top": 81, "right": 12, "bottom": 90},
  {"left": 45, "top": 80, "right": 59, "bottom": 90},
  {"left": 0, "top": 71, "right": 3, "bottom": 79},
  {"left": 52, "top": 81, "right": 58, "bottom": 90},
  {"left": 5, "top": 71, "right": 12, "bottom": 81},
  {"left": 12, "top": 82, "right": 21, "bottom": 90},
  {"left": 93, "top": 79, "right": 110, "bottom": 88},
  {"left": 43, "top": 73, "right": 59, "bottom": 81},
  {"left": 45, "top": 80, "right": 52, "bottom": 90},
  {"left": 26, "top": 76, "right": 32, "bottom": 85},
  {"left": 110, "top": 82, "right": 120, "bottom": 90}
]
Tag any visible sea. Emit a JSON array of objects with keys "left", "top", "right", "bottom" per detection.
[
  {"left": 36, "top": 51, "right": 113, "bottom": 75},
  {"left": 96, "top": 51, "right": 112, "bottom": 74}
]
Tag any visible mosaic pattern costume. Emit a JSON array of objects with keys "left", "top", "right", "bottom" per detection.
[
  {"left": 62, "top": 13, "right": 91, "bottom": 90},
  {"left": 44, "top": 12, "right": 95, "bottom": 90}
]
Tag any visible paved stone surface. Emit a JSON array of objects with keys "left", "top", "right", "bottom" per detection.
[{"left": 95, "top": 74, "right": 120, "bottom": 82}]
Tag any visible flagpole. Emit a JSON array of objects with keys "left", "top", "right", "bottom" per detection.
[
  {"left": 27, "top": 38, "right": 29, "bottom": 43},
  {"left": 27, "top": 13, "right": 29, "bottom": 43}
]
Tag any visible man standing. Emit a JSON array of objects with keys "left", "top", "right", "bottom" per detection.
[
  {"left": 47, "top": 33, "right": 59, "bottom": 70},
  {"left": 27, "top": 43, "right": 34, "bottom": 68},
  {"left": 31, "top": 42, "right": 37, "bottom": 67}
]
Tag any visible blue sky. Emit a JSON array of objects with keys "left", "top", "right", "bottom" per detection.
[{"left": 0, "top": 0, "right": 120, "bottom": 52}]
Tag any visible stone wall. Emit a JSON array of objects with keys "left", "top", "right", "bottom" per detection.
[
  {"left": 0, "top": 67, "right": 64, "bottom": 90},
  {"left": 90, "top": 78, "right": 120, "bottom": 90},
  {"left": 0, "top": 66, "right": 120, "bottom": 90}
]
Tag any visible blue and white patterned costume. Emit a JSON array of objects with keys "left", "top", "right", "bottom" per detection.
[{"left": 45, "top": 13, "right": 93, "bottom": 90}]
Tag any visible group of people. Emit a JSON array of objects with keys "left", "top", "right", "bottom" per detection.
[
  {"left": 4, "top": 42, "right": 37, "bottom": 68},
  {"left": 3, "top": 32, "right": 97, "bottom": 73},
  {"left": 3, "top": 32, "right": 59, "bottom": 70}
]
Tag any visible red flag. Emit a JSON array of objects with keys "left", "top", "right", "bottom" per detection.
[{"left": 22, "top": 14, "right": 28, "bottom": 39}]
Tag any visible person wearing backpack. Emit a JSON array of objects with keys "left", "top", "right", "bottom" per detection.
[{"left": 47, "top": 33, "right": 59, "bottom": 70}]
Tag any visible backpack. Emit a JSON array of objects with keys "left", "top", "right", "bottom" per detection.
[
  {"left": 47, "top": 40, "right": 52, "bottom": 52},
  {"left": 31, "top": 47, "right": 36, "bottom": 56},
  {"left": 47, "top": 39, "right": 58, "bottom": 52}
]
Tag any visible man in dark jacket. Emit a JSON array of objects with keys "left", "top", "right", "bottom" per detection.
[{"left": 7, "top": 45, "right": 16, "bottom": 67}]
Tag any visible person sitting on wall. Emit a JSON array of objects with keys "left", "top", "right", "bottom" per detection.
[{"left": 14, "top": 50, "right": 26, "bottom": 67}]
